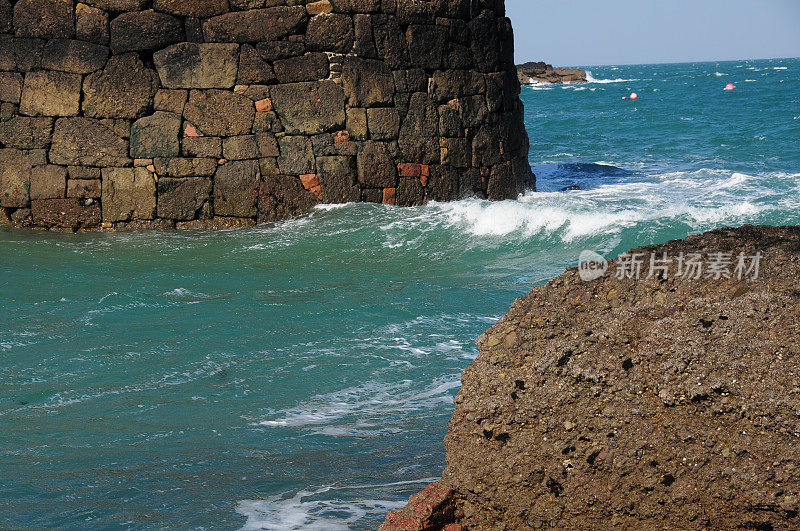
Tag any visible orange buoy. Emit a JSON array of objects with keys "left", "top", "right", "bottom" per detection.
[
  {"left": 622, "top": 96, "right": 627, "bottom": 100},
  {"left": 724, "top": 83, "right": 735, "bottom": 91},
  {"left": 630, "top": 92, "right": 638, "bottom": 100}
]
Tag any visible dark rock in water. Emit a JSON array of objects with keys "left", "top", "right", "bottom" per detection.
[
  {"left": 386, "top": 225, "right": 800, "bottom": 530},
  {"left": 517, "top": 61, "right": 587, "bottom": 84}
]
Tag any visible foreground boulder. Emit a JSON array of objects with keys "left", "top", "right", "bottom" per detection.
[{"left": 386, "top": 225, "right": 800, "bottom": 529}]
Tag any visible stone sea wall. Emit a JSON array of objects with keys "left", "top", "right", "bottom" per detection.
[{"left": 0, "top": 0, "right": 533, "bottom": 231}]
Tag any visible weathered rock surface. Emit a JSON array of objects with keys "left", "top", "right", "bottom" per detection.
[
  {"left": 1, "top": 0, "right": 533, "bottom": 231},
  {"left": 517, "top": 61, "right": 587, "bottom": 85},
  {"left": 386, "top": 225, "right": 800, "bottom": 530},
  {"left": 82, "top": 54, "right": 159, "bottom": 119},
  {"left": 153, "top": 43, "right": 239, "bottom": 89}
]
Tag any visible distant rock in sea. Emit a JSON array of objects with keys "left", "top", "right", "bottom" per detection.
[
  {"left": 517, "top": 61, "right": 587, "bottom": 84},
  {"left": 383, "top": 225, "right": 800, "bottom": 530}
]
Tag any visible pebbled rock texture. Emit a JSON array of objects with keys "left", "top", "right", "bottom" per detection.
[
  {"left": 385, "top": 225, "right": 800, "bottom": 529},
  {"left": 1, "top": 0, "right": 534, "bottom": 231}
]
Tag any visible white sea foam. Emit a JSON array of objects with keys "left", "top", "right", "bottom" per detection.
[
  {"left": 237, "top": 488, "right": 402, "bottom": 530},
  {"left": 774, "top": 67, "right": 788, "bottom": 70},
  {"left": 237, "top": 479, "right": 439, "bottom": 531},
  {"left": 255, "top": 376, "right": 460, "bottom": 434},
  {"left": 715, "top": 72, "right": 726, "bottom": 77},
  {"left": 584, "top": 71, "right": 638, "bottom": 84},
  {"left": 413, "top": 168, "right": 780, "bottom": 244}
]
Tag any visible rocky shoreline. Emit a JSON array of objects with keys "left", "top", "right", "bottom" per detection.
[
  {"left": 517, "top": 61, "right": 587, "bottom": 85},
  {"left": 383, "top": 225, "right": 800, "bottom": 529}
]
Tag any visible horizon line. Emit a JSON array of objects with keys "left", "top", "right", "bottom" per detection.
[{"left": 516, "top": 56, "right": 800, "bottom": 68}]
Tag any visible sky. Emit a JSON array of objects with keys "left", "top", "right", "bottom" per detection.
[{"left": 506, "top": 0, "right": 800, "bottom": 66}]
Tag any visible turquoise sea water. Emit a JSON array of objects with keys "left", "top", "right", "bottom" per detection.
[{"left": 1, "top": 58, "right": 799, "bottom": 529}]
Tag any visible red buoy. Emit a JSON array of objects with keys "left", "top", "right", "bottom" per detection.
[
  {"left": 724, "top": 83, "right": 735, "bottom": 91},
  {"left": 630, "top": 92, "right": 638, "bottom": 100}
]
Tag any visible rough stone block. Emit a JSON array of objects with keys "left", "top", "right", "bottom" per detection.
[
  {"left": 426, "top": 164, "right": 459, "bottom": 201},
  {"left": 237, "top": 44, "right": 276, "bottom": 85},
  {"left": 486, "top": 161, "right": 516, "bottom": 201},
  {"left": 153, "top": 157, "right": 217, "bottom": 177},
  {"left": 184, "top": 89, "right": 255, "bottom": 137},
  {"left": 306, "top": 13, "right": 354, "bottom": 53},
  {"left": 353, "top": 14, "right": 377, "bottom": 58},
  {"left": 0, "top": 0, "right": 11, "bottom": 33},
  {"left": 255, "top": 40, "right": 305, "bottom": 62},
  {"left": 277, "top": 135, "right": 314, "bottom": 174},
  {"left": 82, "top": 0, "right": 147, "bottom": 9},
  {"left": 0, "top": 72, "right": 22, "bottom": 103},
  {"left": 222, "top": 135, "right": 259, "bottom": 160},
  {"left": 257, "top": 172, "right": 318, "bottom": 222},
  {"left": 41, "top": 39, "right": 109, "bottom": 74},
  {"left": 398, "top": 92, "right": 439, "bottom": 164},
  {"left": 50, "top": 117, "right": 131, "bottom": 167},
  {"left": 347, "top": 107, "right": 367, "bottom": 140},
  {"left": 12, "top": 38, "right": 44, "bottom": 72},
  {"left": 182, "top": 136, "right": 222, "bottom": 158},
  {"left": 30, "top": 165, "right": 67, "bottom": 199},
  {"left": 306, "top": 0, "right": 333, "bottom": 15},
  {"left": 396, "top": 174, "right": 425, "bottom": 206},
  {"left": 202, "top": 7, "right": 306, "bottom": 43},
  {"left": 213, "top": 159, "right": 259, "bottom": 217},
  {"left": 154, "top": 43, "right": 239, "bottom": 89},
  {"left": 67, "top": 179, "right": 102, "bottom": 198},
  {"left": 252, "top": 111, "right": 283, "bottom": 134},
  {"left": 110, "top": 10, "right": 183, "bottom": 53},
  {"left": 101, "top": 166, "right": 156, "bottom": 222},
  {"left": 0, "top": 148, "right": 33, "bottom": 207},
  {"left": 153, "top": 0, "right": 230, "bottom": 17},
  {"left": 31, "top": 198, "right": 101, "bottom": 230},
  {"left": 13, "top": 0, "right": 75, "bottom": 39},
  {"left": 154, "top": 89, "right": 188, "bottom": 114},
  {"left": 357, "top": 141, "right": 397, "bottom": 188},
  {"left": 76, "top": 3, "right": 110, "bottom": 45},
  {"left": 430, "top": 70, "right": 485, "bottom": 103},
  {"left": 270, "top": 81, "right": 346, "bottom": 135},
  {"left": 20, "top": 71, "right": 81, "bottom": 117},
  {"left": 256, "top": 133, "right": 279, "bottom": 157},
  {"left": 341, "top": 56, "right": 394, "bottom": 107},
  {"left": 439, "top": 137, "right": 470, "bottom": 168},
  {"left": 67, "top": 167, "right": 101, "bottom": 181},
  {"left": 316, "top": 155, "right": 359, "bottom": 203},
  {"left": 405, "top": 24, "right": 447, "bottom": 70},
  {"left": 130, "top": 112, "right": 182, "bottom": 158},
  {"left": 0, "top": 34, "right": 14, "bottom": 71},
  {"left": 0, "top": 116, "right": 53, "bottom": 149},
  {"left": 366, "top": 107, "right": 399, "bottom": 140},
  {"left": 273, "top": 53, "right": 330, "bottom": 84},
  {"left": 157, "top": 177, "right": 212, "bottom": 221}
]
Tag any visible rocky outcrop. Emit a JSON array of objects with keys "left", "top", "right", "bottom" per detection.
[
  {"left": 386, "top": 225, "right": 800, "bottom": 529},
  {"left": 517, "top": 61, "right": 587, "bottom": 84},
  {"left": 0, "top": 0, "right": 534, "bottom": 231}
]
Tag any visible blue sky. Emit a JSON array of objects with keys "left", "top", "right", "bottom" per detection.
[{"left": 506, "top": 0, "right": 800, "bottom": 66}]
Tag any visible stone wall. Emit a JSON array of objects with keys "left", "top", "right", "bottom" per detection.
[{"left": 0, "top": 0, "right": 533, "bottom": 231}]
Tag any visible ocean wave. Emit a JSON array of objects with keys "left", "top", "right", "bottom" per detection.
[
  {"left": 774, "top": 67, "right": 788, "bottom": 70},
  {"left": 585, "top": 71, "right": 638, "bottom": 84},
  {"left": 419, "top": 167, "right": 780, "bottom": 243},
  {"left": 715, "top": 72, "right": 726, "bottom": 77}
]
